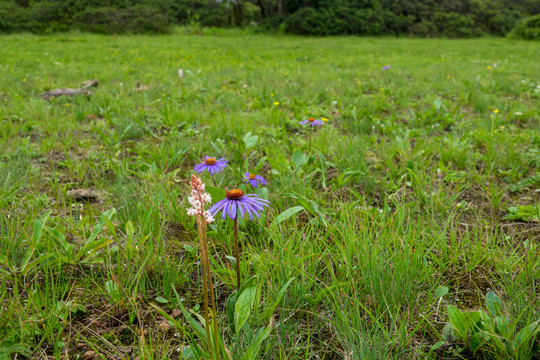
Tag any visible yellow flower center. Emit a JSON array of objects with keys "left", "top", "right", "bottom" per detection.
[
  {"left": 205, "top": 157, "right": 216, "bottom": 165},
  {"left": 226, "top": 189, "right": 244, "bottom": 200},
  {"left": 308, "top": 118, "right": 315, "bottom": 122},
  {"left": 249, "top": 174, "right": 256, "bottom": 180}
]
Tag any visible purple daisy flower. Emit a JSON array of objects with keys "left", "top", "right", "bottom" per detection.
[
  {"left": 244, "top": 172, "right": 267, "bottom": 188},
  {"left": 299, "top": 117, "right": 324, "bottom": 127},
  {"left": 382, "top": 65, "right": 391, "bottom": 70},
  {"left": 193, "top": 156, "right": 228, "bottom": 175},
  {"left": 208, "top": 189, "right": 270, "bottom": 220}
]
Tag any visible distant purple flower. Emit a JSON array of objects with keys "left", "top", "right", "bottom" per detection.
[
  {"left": 194, "top": 156, "right": 228, "bottom": 175},
  {"left": 300, "top": 117, "right": 324, "bottom": 127},
  {"left": 244, "top": 172, "right": 267, "bottom": 188},
  {"left": 382, "top": 65, "right": 391, "bottom": 70},
  {"left": 209, "top": 189, "right": 270, "bottom": 220}
]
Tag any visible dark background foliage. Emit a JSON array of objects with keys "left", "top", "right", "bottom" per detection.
[{"left": 0, "top": 0, "right": 538, "bottom": 37}]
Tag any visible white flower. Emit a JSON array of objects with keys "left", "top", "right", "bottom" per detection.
[
  {"left": 204, "top": 211, "right": 215, "bottom": 224},
  {"left": 187, "top": 208, "right": 199, "bottom": 216},
  {"left": 201, "top": 193, "right": 212, "bottom": 204},
  {"left": 332, "top": 100, "right": 338, "bottom": 105},
  {"left": 188, "top": 196, "right": 200, "bottom": 208},
  {"left": 515, "top": 112, "right": 522, "bottom": 116}
]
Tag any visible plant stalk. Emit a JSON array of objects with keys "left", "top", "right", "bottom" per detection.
[
  {"left": 234, "top": 217, "right": 241, "bottom": 291},
  {"left": 201, "top": 217, "right": 220, "bottom": 359},
  {"left": 197, "top": 219, "right": 213, "bottom": 356}
]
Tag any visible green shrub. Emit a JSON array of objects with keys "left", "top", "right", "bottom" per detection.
[
  {"left": 0, "top": 2, "right": 27, "bottom": 33},
  {"left": 509, "top": 13, "right": 540, "bottom": 40},
  {"left": 73, "top": 5, "right": 172, "bottom": 34}
]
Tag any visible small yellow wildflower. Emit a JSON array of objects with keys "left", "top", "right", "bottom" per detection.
[
  {"left": 499, "top": 125, "right": 505, "bottom": 131},
  {"left": 321, "top": 117, "right": 329, "bottom": 122},
  {"left": 22, "top": 78, "right": 27, "bottom": 82},
  {"left": 487, "top": 66, "right": 492, "bottom": 69},
  {"left": 273, "top": 102, "right": 279, "bottom": 106},
  {"left": 493, "top": 109, "right": 499, "bottom": 114},
  {"left": 270, "top": 93, "right": 274, "bottom": 97}
]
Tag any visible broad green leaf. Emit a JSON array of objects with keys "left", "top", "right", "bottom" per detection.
[
  {"left": 515, "top": 320, "right": 539, "bottom": 345},
  {"left": 434, "top": 286, "right": 448, "bottom": 299},
  {"left": 155, "top": 297, "right": 168, "bottom": 304},
  {"left": 486, "top": 292, "right": 503, "bottom": 317},
  {"left": 240, "top": 322, "right": 273, "bottom": 360},
  {"left": 442, "top": 323, "right": 456, "bottom": 342},
  {"left": 448, "top": 305, "right": 468, "bottom": 338},
  {"left": 271, "top": 206, "right": 304, "bottom": 226},
  {"left": 291, "top": 150, "right": 306, "bottom": 168},
  {"left": 261, "top": 277, "right": 295, "bottom": 321},
  {"left": 234, "top": 277, "right": 258, "bottom": 336},
  {"left": 226, "top": 291, "right": 239, "bottom": 332},
  {"left": 32, "top": 211, "right": 51, "bottom": 246},
  {"left": 243, "top": 132, "right": 259, "bottom": 150},
  {"left": 429, "top": 341, "right": 445, "bottom": 351}
]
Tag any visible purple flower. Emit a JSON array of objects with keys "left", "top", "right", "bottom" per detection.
[
  {"left": 299, "top": 117, "right": 324, "bottom": 127},
  {"left": 244, "top": 172, "right": 267, "bottom": 188},
  {"left": 382, "top": 65, "right": 391, "bottom": 70},
  {"left": 193, "top": 156, "right": 228, "bottom": 175},
  {"left": 208, "top": 189, "right": 270, "bottom": 220}
]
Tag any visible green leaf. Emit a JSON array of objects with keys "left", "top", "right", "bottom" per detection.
[
  {"left": 271, "top": 206, "right": 304, "bottom": 226},
  {"left": 234, "top": 277, "right": 258, "bottom": 336},
  {"left": 261, "top": 277, "right": 295, "bottom": 321},
  {"left": 32, "top": 210, "right": 51, "bottom": 246},
  {"left": 0, "top": 341, "right": 32, "bottom": 360},
  {"left": 206, "top": 186, "right": 226, "bottom": 204},
  {"left": 515, "top": 320, "right": 539, "bottom": 345},
  {"left": 87, "top": 209, "right": 116, "bottom": 243},
  {"left": 291, "top": 150, "right": 306, "bottom": 168},
  {"left": 485, "top": 292, "right": 503, "bottom": 317},
  {"left": 434, "top": 286, "right": 448, "bottom": 299},
  {"left": 243, "top": 132, "right": 259, "bottom": 150},
  {"left": 226, "top": 291, "right": 239, "bottom": 333},
  {"left": 429, "top": 341, "right": 445, "bottom": 351},
  {"left": 172, "top": 287, "right": 207, "bottom": 340},
  {"left": 240, "top": 322, "right": 273, "bottom": 360},
  {"left": 226, "top": 255, "right": 237, "bottom": 266},
  {"left": 442, "top": 323, "right": 456, "bottom": 342},
  {"left": 155, "top": 297, "right": 168, "bottom": 304},
  {"left": 448, "top": 305, "right": 468, "bottom": 339},
  {"left": 470, "top": 332, "right": 488, "bottom": 353}
]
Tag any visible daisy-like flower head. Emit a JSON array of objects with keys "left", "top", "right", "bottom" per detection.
[
  {"left": 244, "top": 172, "right": 268, "bottom": 188},
  {"left": 194, "top": 156, "right": 228, "bottom": 175},
  {"left": 208, "top": 189, "right": 270, "bottom": 221},
  {"left": 382, "top": 65, "right": 391, "bottom": 70},
  {"left": 299, "top": 117, "right": 324, "bottom": 127}
]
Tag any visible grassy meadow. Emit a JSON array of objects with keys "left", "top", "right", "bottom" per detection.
[{"left": 0, "top": 31, "right": 539, "bottom": 359}]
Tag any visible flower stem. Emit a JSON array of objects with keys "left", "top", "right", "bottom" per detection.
[
  {"left": 211, "top": 176, "right": 217, "bottom": 187},
  {"left": 233, "top": 217, "right": 241, "bottom": 291},
  {"left": 202, "top": 219, "right": 220, "bottom": 360},
  {"left": 197, "top": 220, "right": 213, "bottom": 356},
  {"left": 309, "top": 126, "right": 313, "bottom": 157}
]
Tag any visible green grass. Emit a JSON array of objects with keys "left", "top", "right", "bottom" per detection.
[{"left": 0, "top": 31, "right": 539, "bottom": 359}]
